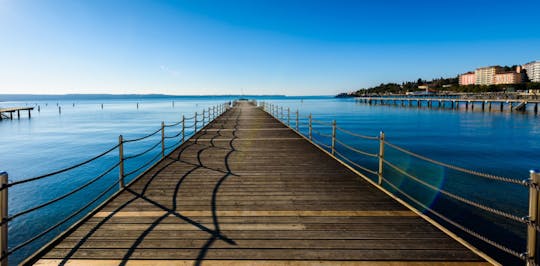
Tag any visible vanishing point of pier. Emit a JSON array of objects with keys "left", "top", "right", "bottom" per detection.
[{"left": 21, "top": 101, "right": 489, "bottom": 265}]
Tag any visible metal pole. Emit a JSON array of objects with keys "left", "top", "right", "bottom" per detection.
[
  {"left": 309, "top": 114, "right": 312, "bottom": 140},
  {"left": 118, "top": 135, "right": 124, "bottom": 190},
  {"left": 527, "top": 169, "right": 540, "bottom": 266},
  {"left": 287, "top": 107, "right": 290, "bottom": 126},
  {"left": 161, "top": 121, "right": 165, "bottom": 158},
  {"left": 194, "top": 112, "right": 198, "bottom": 132},
  {"left": 331, "top": 120, "right": 336, "bottom": 155},
  {"left": 181, "top": 115, "right": 185, "bottom": 143},
  {"left": 295, "top": 109, "right": 299, "bottom": 131},
  {"left": 202, "top": 110, "right": 206, "bottom": 125},
  {"left": 280, "top": 106, "right": 283, "bottom": 120},
  {"left": 0, "top": 172, "right": 8, "bottom": 266},
  {"left": 378, "top": 131, "right": 385, "bottom": 185}
]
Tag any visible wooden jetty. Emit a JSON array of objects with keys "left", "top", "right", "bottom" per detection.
[
  {"left": 27, "top": 101, "right": 490, "bottom": 265},
  {"left": 356, "top": 97, "right": 540, "bottom": 113},
  {"left": 0, "top": 107, "right": 33, "bottom": 120}
]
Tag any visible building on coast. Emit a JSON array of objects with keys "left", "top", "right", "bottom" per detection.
[
  {"left": 475, "top": 66, "right": 501, "bottom": 85},
  {"left": 460, "top": 64, "right": 526, "bottom": 85},
  {"left": 523, "top": 61, "right": 540, "bottom": 82},
  {"left": 459, "top": 72, "right": 476, "bottom": 85}
]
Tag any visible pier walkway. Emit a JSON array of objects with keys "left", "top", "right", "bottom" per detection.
[
  {"left": 30, "top": 101, "right": 487, "bottom": 265},
  {"left": 0, "top": 107, "right": 33, "bottom": 120},
  {"left": 355, "top": 97, "right": 540, "bottom": 113}
]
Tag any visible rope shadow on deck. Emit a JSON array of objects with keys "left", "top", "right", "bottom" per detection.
[{"left": 57, "top": 108, "right": 241, "bottom": 266}]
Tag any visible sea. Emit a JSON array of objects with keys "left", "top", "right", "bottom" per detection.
[{"left": 0, "top": 95, "right": 538, "bottom": 265}]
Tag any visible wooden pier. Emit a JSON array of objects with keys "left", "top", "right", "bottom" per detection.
[
  {"left": 356, "top": 97, "right": 540, "bottom": 113},
  {"left": 27, "top": 101, "right": 489, "bottom": 265},
  {"left": 0, "top": 107, "right": 33, "bottom": 120}
]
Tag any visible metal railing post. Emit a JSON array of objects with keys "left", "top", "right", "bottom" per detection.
[
  {"left": 194, "top": 112, "right": 198, "bottom": 132},
  {"left": 161, "top": 121, "right": 165, "bottom": 158},
  {"left": 0, "top": 171, "right": 8, "bottom": 266},
  {"left": 295, "top": 109, "right": 299, "bottom": 131},
  {"left": 309, "top": 114, "right": 312, "bottom": 140},
  {"left": 181, "top": 115, "right": 185, "bottom": 143},
  {"left": 331, "top": 120, "right": 336, "bottom": 155},
  {"left": 527, "top": 169, "right": 540, "bottom": 265},
  {"left": 378, "top": 131, "right": 385, "bottom": 185},
  {"left": 118, "top": 135, "right": 125, "bottom": 190},
  {"left": 287, "top": 107, "right": 290, "bottom": 126},
  {"left": 202, "top": 110, "right": 206, "bottom": 125},
  {"left": 280, "top": 106, "right": 283, "bottom": 120}
]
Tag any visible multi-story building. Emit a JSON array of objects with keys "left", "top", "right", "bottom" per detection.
[
  {"left": 523, "top": 61, "right": 540, "bottom": 82},
  {"left": 475, "top": 66, "right": 501, "bottom": 85},
  {"left": 459, "top": 72, "right": 476, "bottom": 85},
  {"left": 494, "top": 72, "right": 522, "bottom": 85}
]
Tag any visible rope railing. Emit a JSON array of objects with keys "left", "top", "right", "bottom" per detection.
[
  {"left": 164, "top": 120, "right": 182, "bottom": 127},
  {"left": 7, "top": 161, "right": 121, "bottom": 222},
  {"left": 310, "top": 136, "right": 331, "bottom": 149},
  {"left": 385, "top": 141, "right": 525, "bottom": 186},
  {"left": 6, "top": 144, "right": 120, "bottom": 188},
  {"left": 312, "top": 129, "right": 332, "bottom": 138},
  {"left": 123, "top": 128, "right": 162, "bottom": 143},
  {"left": 0, "top": 102, "right": 229, "bottom": 265},
  {"left": 124, "top": 151, "right": 163, "bottom": 178},
  {"left": 383, "top": 158, "right": 525, "bottom": 223},
  {"left": 334, "top": 150, "right": 378, "bottom": 175},
  {"left": 259, "top": 101, "right": 538, "bottom": 264},
  {"left": 336, "top": 126, "right": 379, "bottom": 140},
  {"left": 123, "top": 140, "right": 162, "bottom": 160},
  {"left": 335, "top": 138, "right": 378, "bottom": 158},
  {"left": 311, "top": 119, "right": 333, "bottom": 126},
  {"left": 4, "top": 179, "right": 121, "bottom": 258},
  {"left": 164, "top": 130, "right": 183, "bottom": 139},
  {"left": 381, "top": 175, "right": 524, "bottom": 260}
]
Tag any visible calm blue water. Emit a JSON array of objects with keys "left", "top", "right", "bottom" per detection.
[{"left": 1, "top": 96, "right": 538, "bottom": 264}]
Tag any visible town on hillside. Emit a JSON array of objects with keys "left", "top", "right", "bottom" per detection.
[{"left": 339, "top": 60, "right": 540, "bottom": 98}]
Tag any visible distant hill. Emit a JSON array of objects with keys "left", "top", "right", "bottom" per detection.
[{"left": 0, "top": 94, "right": 289, "bottom": 101}]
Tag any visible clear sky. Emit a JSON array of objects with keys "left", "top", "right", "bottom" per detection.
[{"left": 1, "top": 0, "right": 539, "bottom": 96}]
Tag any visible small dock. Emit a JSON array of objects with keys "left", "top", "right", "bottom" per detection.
[
  {"left": 28, "top": 101, "right": 488, "bottom": 265},
  {"left": 0, "top": 107, "right": 34, "bottom": 120}
]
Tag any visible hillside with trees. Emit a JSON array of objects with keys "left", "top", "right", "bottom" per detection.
[{"left": 340, "top": 71, "right": 540, "bottom": 97}]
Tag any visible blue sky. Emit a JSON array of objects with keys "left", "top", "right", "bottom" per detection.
[{"left": 1, "top": 0, "right": 539, "bottom": 95}]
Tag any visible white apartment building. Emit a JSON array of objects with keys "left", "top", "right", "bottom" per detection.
[
  {"left": 523, "top": 61, "right": 540, "bottom": 82},
  {"left": 475, "top": 66, "right": 501, "bottom": 85}
]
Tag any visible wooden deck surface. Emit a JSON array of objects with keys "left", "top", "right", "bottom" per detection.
[{"left": 31, "top": 101, "right": 488, "bottom": 265}]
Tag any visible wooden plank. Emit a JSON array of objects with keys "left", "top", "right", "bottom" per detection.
[
  {"left": 42, "top": 248, "right": 482, "bottom": 261},
  {"left": 35, "top": 260, "right": 490, "bottom": 266}
]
